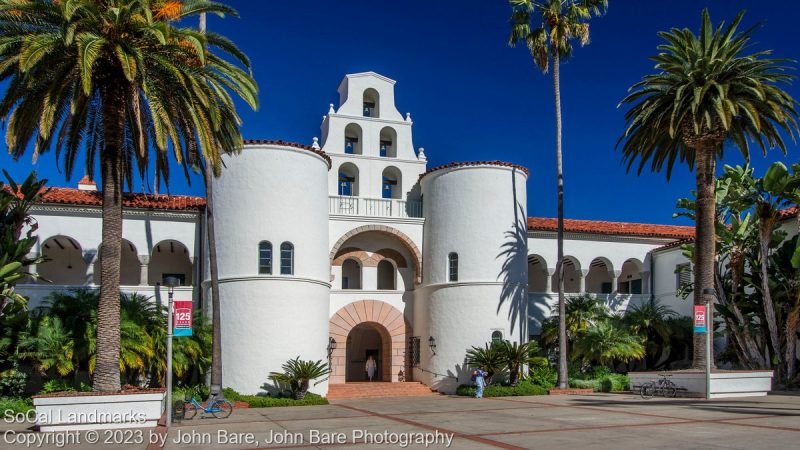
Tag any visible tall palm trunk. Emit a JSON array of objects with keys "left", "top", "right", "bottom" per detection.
[
  {"left": 199, "top": 13, "right": 224, "bottom": 401},
  {"left": 692, "top": 146, "right": 716, "bottom": 370},
  {"left": 553, "top": 51, "right": 568, "bottom": 390},
  {"left": 757, "top": 210, "right": 781, "bottom": 375},
  {"left": 93, "top": 79, "right": 126, "bottom": 392},
  {"left": 786, "top": 307, "right": 799, "bottom": 381}
]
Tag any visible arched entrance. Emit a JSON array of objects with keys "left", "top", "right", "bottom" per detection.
[
  {"left": 329, "top": 300, "right": 410, "bottom": 384},
  {"left": 346, "top": 322, "right": 391, "bottom": 381}
]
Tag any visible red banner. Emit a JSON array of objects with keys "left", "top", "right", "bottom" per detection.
[
  {"left": 693, "top": 305, "right": 707, "bottom": 333},
  {"left": 173, "top": 300, "right": 193, "bottom": 337}
]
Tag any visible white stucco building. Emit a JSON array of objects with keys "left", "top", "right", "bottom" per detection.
[{"left": 18, "top": 72, "right": 707, "bottom": 395}]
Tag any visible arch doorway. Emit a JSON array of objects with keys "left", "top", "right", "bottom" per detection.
[
  {"left": 346, "top": 322, "right": 390, "bottom": 382},
  {"left": 328, "top": 300, "right": 410, "bottom": 384}
]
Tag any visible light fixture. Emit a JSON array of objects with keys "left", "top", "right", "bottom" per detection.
[
  {"left": 327, "top": 337, "right": 337, "bottom": 360},
  {"left": 428, "top": 336, "right": 437, "bottom": 355},
  {"left": 163, "top": 276, "right": 180, "bottom": 294}
]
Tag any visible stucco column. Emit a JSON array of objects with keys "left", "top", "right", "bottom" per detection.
[
  {"left": 26, "top": 252, "right": 38, "bottom": 284},
  {"left": 640, "top": 271, "right": 651, "bottom": 295},
  {"left": 545, "top": 268, "right": 555, "bottom": 293},
  {"left": 579, "top": 269, "right": 589, "bottom": 293},
  {"left": 138, "top": 255, "right": 150, "bottom": 286},
  {"left": 610, "top": 270, "right": 622, "bottom": 293},
  {"left": 85, "top": 251, "right": 98, "bottom": 285}
]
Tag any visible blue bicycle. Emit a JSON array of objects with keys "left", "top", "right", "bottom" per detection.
[{"left": 182, "top": 396, "right": 233, "bottom": 419}]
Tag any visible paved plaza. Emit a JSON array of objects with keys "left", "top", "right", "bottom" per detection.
[{"left": 3, "top": 393, "right": 800, "bottom": 449}]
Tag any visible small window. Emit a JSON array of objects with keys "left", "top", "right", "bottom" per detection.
[
  {"left": 601, "top": 282, "right": 613, "bottom": 294},
  {"left": 377, "top": 260, "right": 395, "bottom": 290},
  {"left": 162, "top": 274, "right": 185, "bottom": 286},
  {"left": 363, "top": 101, "right": 375, "bottom": 117},
  {"left": 491, "top": 330, "right": 503, "bottom": 345},
  {"left": 448, "top": 252, "right": 458, "bottom": 282},
  {"left": 676, "top": 263, "right": 692, "bottom": 290},
  {"left": 258, "top": 241, "right": 272, "bottom": 274},
  {"left": 631, "top": 279, "right": 643, "bottom": 294},
  {"left": 382, "top": 177, "right": 397, "bottom": 199},
  {"left": 409, "top": 337, "right": 421, "bottom": 367},
  {"left": 280, "top": 242, "right": 294, "bottom": 275}
]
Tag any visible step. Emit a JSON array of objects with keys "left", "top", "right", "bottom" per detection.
[{"left": 326, "top": 382, "right": 437, "bottom": 400}]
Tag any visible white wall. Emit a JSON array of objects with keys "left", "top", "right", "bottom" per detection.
[
  {"left": 417, "top": 164, "right": 528, "bottom": 393},
  {"left": 652, "top": 246, "right": 694, "bottom": 317},
  {"left": 211, "top": 143, "right": 331, "bottom": 395}
]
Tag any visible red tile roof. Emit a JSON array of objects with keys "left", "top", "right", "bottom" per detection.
[
  {"left": 419, "top": 161, "right": 530, "bottom": 181},
  {"left": 243, "top": 139, "right": 331, "bottom": 168},
  {"left": 527, "top": 217, "right": 695, "bottom": 239},
  {"left": 779, "top": 206, "right": 798, "bottom": 219},
  {"left": 39, "top": 187, "right": 206, "bottom": 211}
]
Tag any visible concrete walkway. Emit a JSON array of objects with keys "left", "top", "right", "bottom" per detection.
[{"left": 3, "top": 393, "right": 799, "bottom": 449}]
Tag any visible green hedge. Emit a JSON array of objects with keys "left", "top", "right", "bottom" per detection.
[
  {"left": 0, "top": 397, "right": 33, "bottom": 415},
  {"left": 239, "top": 393, "right": 329, "bottom": 408},
  {"left": 568, "top": 374, "right": 629, "bottom": 392},
  {"left": 456, "top": 380, "right": 548, "bottom": 397}
]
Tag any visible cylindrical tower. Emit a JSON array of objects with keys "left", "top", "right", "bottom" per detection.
[
  {"left": 415, "top": 162, "right": 528, "bottom": 393},
  {"left": 211, "top": 141, "right": 331, "bottom": 395}
]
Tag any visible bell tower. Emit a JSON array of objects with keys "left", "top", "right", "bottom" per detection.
[{"left": 319, "top": 72, "right": 426, "bottom": 202}]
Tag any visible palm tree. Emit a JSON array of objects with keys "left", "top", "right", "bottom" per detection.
[
  {"left": 508, "top": 0, "right": 607, "bottom": 389},
  {"left": 19, "top": 316, "right": 75, "bottom": 378},
  {"left": 198, "top": 11, "right": 224, "bottom": 402},
  {"left": 618, "top": 9, "right": 799, "bottom": 370},
  {"left": 497, "top": 340, "right": 540, "bottom": 386},
  {"left": 0, "top": 0, "right": 257, "bottom": 391},
  {"left": 624, "top": 300, "right": 676, "bottom": 368},
  {"left": 573, "top": 321, "right": 645, "bottom": 367},
  {"left": 465, "top": 343, "right": 506, "bottom": 384},
  {"left": 269, "top": 357, "right": 330, "bottom": 400}
]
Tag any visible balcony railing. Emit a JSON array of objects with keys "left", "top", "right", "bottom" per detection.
[{"left": 329, "top": 195, "right": 422, "bottom": 218}]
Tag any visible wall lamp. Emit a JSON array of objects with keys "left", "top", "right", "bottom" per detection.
[
  {"left": 428, "top": 336, "right": 437, "bottom": 355},
  {"left": 327, "top": 337, "right": 337, "bottom": 360}
]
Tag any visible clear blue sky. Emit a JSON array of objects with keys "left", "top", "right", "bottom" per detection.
[{"left": 2, "top": 0, "right": 799, "bottom": 225}]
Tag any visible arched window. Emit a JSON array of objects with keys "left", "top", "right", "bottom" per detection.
[
  {"left": 363, "top": 88, "right": 379, "bottom": 118},
  {"left": 280, "top": 242, "right": 294, "bottom": 275},
  {"left": 448, "top": 252, "right": 458, "bottom": 282},
  {"left": 344, "top": 123, "right": 362, "bottom": 154},
  {"left": 379, "top": 127, "right": 397, "bottom": 157},
  {"left": 381, "top": 166, "right": 402, "bottom": 200},
  {"left": 338, "top": 163, "right": 359, "bottom": 197},
  {"left": 341, "top": 258, "right": 361, "bottom": 289},
  {"left": 258, "top": 241, "right": 272, "bottom": 274},
  {"left": 491, "top": 331, "right": 503, "bottom": 345},
  {"left": 377, "top": 260, "right": 395, "bottom": 290}
]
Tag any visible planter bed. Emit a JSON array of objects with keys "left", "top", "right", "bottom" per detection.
[{"left": 33, "top": 388, "right": 166, "bottom": 432}]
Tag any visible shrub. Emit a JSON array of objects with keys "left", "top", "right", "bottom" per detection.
[
  {"left": 172, "top": 384, "right": 209, "bottom": 402},
  {"left": 222, "top": 387, "right": 241, "bottom": 401},
  {"left": 606, "top": 374, "right": 630, "bottom": 392},
  {"left": 0, "top": 368, "right": 27, "bottom": 397},
  {"left": 591, "top": 365, "right": 611, "bottom": 379},
  {"left": 568, "top": 374, "right": 629, "bottom": 392},
  {"left": 239, "top": 393, "right": 328, "bottom": 408},
  {"left": 456, "top": 379, "right": 547, "bottom": 397},
  {"left": 38, "top": 379, "right": 74, "bottom": 395},
  {"left": 0, "top": 397, "right": 33, "bottom": 415},
  {"left": 528, "top": 365, "right": 557, "bottom": 389}
]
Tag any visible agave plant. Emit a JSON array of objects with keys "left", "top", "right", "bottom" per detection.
[
  {"left": 269, "top": 357, "right": 330, "bottom": 400},
  {"left": 465, "top": 343, "right": 506, "bottom": 384}
]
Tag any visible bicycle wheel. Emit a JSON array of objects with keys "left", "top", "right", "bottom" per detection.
[
  {"left": 183, "top": 402, "right": 198, "bottom": 420},
  {"left": 211, "top": 400, "right": 233, "bottom": 419},
  {"left": 663, "top": 386, "right": 677, "bottom": 398},
  {"left": 640, "top": 382, "right": 655, "bottom": 400}
]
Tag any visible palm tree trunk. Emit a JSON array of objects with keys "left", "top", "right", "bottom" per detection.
[
  {"left": 786, "top": 308, "right": 798, "bottom": 381},
  {"left": 552, "top": 52, "right": 568, "bottom": 390},
  {"left": 198, "top": 12, "right": 224, "bottom": 402},
  {"left": 692, "top": 145, "right": 716, "bottom": 370},
  {"left": 203, "top": 163, "right": 224, "bottom": 399},
  {"left": 758, "top": 215, "right": 781, "bottom": 376},
  {"left": 93, "top": 81, "right": 126, "bottom": 392}
]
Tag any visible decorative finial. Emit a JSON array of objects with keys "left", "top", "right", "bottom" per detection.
[
  {"left": 329, "top": 103, "right": 335, "bottom": 114},
  {"left": 312, "top": 137, "right": 320, "bottom": 150},
  {"left": 405, "top": 112, "right": 412, "bottom": 122},
  {"left": 418, "top": 147, "right": 426, "bottom": 161}
]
